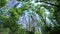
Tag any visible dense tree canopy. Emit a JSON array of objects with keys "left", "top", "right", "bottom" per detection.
[{"left": 0, "top": 0, "right": 60, "bottom": 34}]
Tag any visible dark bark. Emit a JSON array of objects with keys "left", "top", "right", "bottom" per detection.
[
  {"left": 14, "top": 2, "right": 19, "bottom": 8},
  {"left": 35, "top": 1, "right": 60, "bottom": 10},
  {"left": 27, "top": 31, "right": 34, "bottom": 34}
]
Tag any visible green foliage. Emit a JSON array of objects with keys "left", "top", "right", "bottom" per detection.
[
  {"left": 54, "top": 11, "right": 60, "bottom": 24},
  {"left": 42, "top": 25, "right": 51, "bottom": 34},
  {"left": 10, "top": 8, "right": 19, "bottom": 20},
  {"left": 17, "top": 0, "right": 21, "bottom": 1},
  {"left": 35, "top": 30, "right": 40, "bottom": 34},
  {"left": 0, "top": 7, "right": 24, "bottom": 34},
  {"left": 50, "top": 26, "right": 60, "bottom": 34},
  {"left": 0, "top": 28, "right": 10, "bottom": 34},
  {"left": 16, "top": 8, "right": 23, "bottom": 15},
  {"left": 0, "top": 0, "right": 60, "bottom": 34},
  {"left": 0, "top": 0, "right": 8, "bottom": 7}
]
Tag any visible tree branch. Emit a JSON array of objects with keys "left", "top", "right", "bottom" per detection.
[{"left": 35, "top": 1, "right": 60, "bottom": 8}]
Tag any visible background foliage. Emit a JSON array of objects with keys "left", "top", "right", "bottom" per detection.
[{"left": 0, "top": 0, "right": 60, "bottom": 34}]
